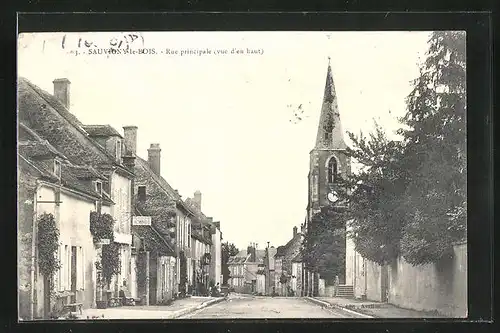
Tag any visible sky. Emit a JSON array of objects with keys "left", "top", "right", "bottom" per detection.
[{"left": 18, "top": 31, "right": 431, "bottom": 251}]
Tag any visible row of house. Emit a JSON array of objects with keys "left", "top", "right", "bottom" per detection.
[
  {"left": 17, "top": 77, "right": 223, "bottom": 320},
  {"left": 227, "top": 227, "right": 304, "bottom": 297}
]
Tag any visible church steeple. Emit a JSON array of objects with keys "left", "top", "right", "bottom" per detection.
[{"left": 314, "top": 59, "right": 348, "bottom": 150}]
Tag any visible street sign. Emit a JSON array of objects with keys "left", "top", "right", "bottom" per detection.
[
  {"left": 97, "top": 239, "right": 110, "bottom": 245},
  {"left": 133, "top": 216, "right": 152, "bottom": 226}
]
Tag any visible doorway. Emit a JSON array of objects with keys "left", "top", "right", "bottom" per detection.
[
  {"left": 380, "top": 265, "right": 389, "bottom": 302},
  {"left": 71, "top": 246, "right": 77, "bottom": 303}
]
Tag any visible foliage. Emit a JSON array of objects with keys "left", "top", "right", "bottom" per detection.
[
  {"left": 397, "top": 31, "right": 467, "bottom": 265},
  {"left": 301, "top": 206, "right": 346, "bottom": 283},
  {"left": 335, "top": 31, "right": 466, "bottom": 266},
  {"left": 37, "top": 213, "right": 60, "bottom": 278},
  {"left": 101, "top": 242, "right": 121, "bottom": 287},
  {"left": 279, "top": 273, "right": 288, "bottom": 285},
  {"left": 89, "top": 211, "right": 114, "bottom": 243},
  {"left": 341, "top": 123, "right": 408, "bottom": 265},
  {"left": 221, "top": 242, "right": 239, "bottom": 284},
  {"left": 89, "top": 212, "right": 121, "bottom": 286}
]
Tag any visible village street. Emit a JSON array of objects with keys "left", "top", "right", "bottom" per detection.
[{"left": 179, "top": 294, "right": 363, "bottom": 319}]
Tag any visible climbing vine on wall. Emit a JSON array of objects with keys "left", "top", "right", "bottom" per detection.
[
  {"left": 89, "top": 211, "right": 114, "bottom": 243},
  {"left": 89, "top": 211, "right": 121, "bottom": 287},
  {"left": 101, "top": 242, "right": 121, "bottom": 286},
  {"left": 37, "top": 213, "right": 60, "bottom": 278}
]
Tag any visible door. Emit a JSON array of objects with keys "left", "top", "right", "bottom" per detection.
[
  {"left": 71, "top": 246, "right": 77, "bottom": 303},
  {"left": 380, "top": 265, "right": 389, "bottom": 302}
]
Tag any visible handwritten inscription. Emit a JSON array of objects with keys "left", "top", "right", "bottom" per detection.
[{"left": 60, "top": 34, "right": 265, "bottom": 57}]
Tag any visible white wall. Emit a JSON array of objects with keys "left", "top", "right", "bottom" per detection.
[
  {"left": 210, "top": 228, "right": 222, "bottom": 285},
  {"left": 109, "top": 172, "right": 132, "bottom": 292},
  {"left": 34, "top": 184, "right": 99, "bottom": 312}
]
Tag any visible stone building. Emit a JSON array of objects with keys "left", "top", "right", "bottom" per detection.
[
  {"left": 227, "top": 252, "right": 248, "bottom": 293},
  {"left": 185, "top": 192, "right": 220, "bottom": 293},
  {"left": 124, "top": 125, "right": 196, "bottom": 301},
  {"left": 274, "top": 226, "right": 303, "bottom": 296},
  {"left": 17, "top": 77, "right": 135, "bottom": 318},
  {"left": 227, "top": 244, "right": 265, "bottom": 294},
  {"left": 302, "top": 59, "right": 352, "bottom": 296}
]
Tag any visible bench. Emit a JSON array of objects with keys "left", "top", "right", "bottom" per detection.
[{"left": 62, "top": 302, "right": 83, "bottom": 315}]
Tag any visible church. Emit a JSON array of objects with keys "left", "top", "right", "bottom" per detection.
[{"left": 300, "top": 58, "right": 352, "bottom": 297}]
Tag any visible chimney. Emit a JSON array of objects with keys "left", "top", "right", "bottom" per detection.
[
  {"left": 147, "top": 143, "right": 161, "bottom": 176},
  {"left": 123, "top": 126, "right": 138, "bottom": 155},
  {"left": 293, "top": 226, "right": 298, "bottom": 237},
  {"left": 53, "top": 78, "right": 71, "bottom": 109},
  {"left": 194, "top": 190, "right": 202, "bottom": 209}
]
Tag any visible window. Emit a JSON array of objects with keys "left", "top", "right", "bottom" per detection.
[
  {"left": 54, "top": 160, "right": 61, "bottom": 179},
  {"left": 324, "top": 132, "right": 331, "bottom": 142},
  {"left": 77, "top": 246, "right": 85, "bottom": 290},
  {"left": 138, "top": 186, "right": 146, "bottom": 202},
  {"left": 116, "top": 140, "right": 122, "bottom": 162},
  {"left": 65, "top": 245, "right": 70, "bottom": 290},
  {"left": 95, "top": 181, "right": 102, "bottom": 196},
  {"left": 327, "top": 157, "right": 338, "bottom": 183}
]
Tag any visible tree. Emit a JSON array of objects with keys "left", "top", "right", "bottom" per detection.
[
  {"left": 221, "top": 242, "right": 239, "bottom": 285},
  {"left": 341, "top": 31, "right": 466, "bottom": 266},
  {"left": 302, "top": 206, "right": 347, "bottom": 283},
  {"left": 343, "top": 123, "right": 408, "bottom": 265},
  {"left": 398, "top": 31, "right": 466, "bottom": 264}
]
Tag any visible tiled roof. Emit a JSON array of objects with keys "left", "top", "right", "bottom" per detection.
[
  {"left": 18, "top": 141, "right": 65, "bottom": 160},
  {"left": 274, "top": 233, "right": 303, "bottom": 258},
  {"left": 275, "top": 246, "right": 286, "bottom": 257},
  {"left": 18, "top": 154, "right": 59, "bottom": 182},
  {"left": 228, "top": 250, "right": 250, "bottom": 265},
  {"left": 18, "top": 122, "right": 113, "bottom": 204},
  {"left": 18, "top": 152, "right": 113, "bottom": 204},
  {"left": 61, "top": 163, "right": 113, "bottom": 203},
  {"left": 132, "top": 225, "right": 175, "bottom": 256},
  {"left": 82, "top": 125, "right": 123, "bottom": 138},
  {"left": 17, "top": 77, "right": 133, "bottom": 176},
  {"left": 135, "top": 156, "right": 194, "bottom": 215}
]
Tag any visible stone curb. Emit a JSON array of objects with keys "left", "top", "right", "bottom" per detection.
[
  {"left": 304, "top": 297, "right": 375, "bottom": 319},
  {"left": 170, "top": 297, "right": 226, "bottom": 319}
]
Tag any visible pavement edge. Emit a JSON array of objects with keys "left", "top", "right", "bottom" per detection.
[
  {"left": 304, "top": 297, "right": 375, "bottom": 319},
  {"left": 171, "top": 297, "right": 226, "bottom": 319}
]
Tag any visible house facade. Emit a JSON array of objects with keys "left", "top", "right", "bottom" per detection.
[
  {"left": 273, "top": 227, "right": 303, "bottom": 296},
  {"left": 190, "top": 232, "right": 212, "bottom": 295},
  {"left": 18, "top": 77, "right": 136, "bottom": 318},
  {"left": 227, "top": 253, "right": 248, "bottom": 293}
]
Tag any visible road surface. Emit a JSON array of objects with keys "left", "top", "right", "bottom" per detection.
[{"left": 180, "top": 294, "right": 361, "bottom": 319}]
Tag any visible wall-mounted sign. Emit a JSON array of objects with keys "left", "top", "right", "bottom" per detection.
[
  {"left": 133, "top": 216, "right": 152, "bottom": 226},
  {"left": 97, "top": 239, "right": 110, "bottom": 245}
]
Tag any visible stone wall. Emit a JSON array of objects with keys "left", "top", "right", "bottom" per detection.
[
  {"left": 388, "top": 243, "right": 467, "bottom": 317},
  {"left": 355, "top": 243, "right": 467, "bottom": 317}
]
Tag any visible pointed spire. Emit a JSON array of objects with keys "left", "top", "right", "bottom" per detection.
[{"left": 314, "top": 59, "right": 348, "bottom": 150}]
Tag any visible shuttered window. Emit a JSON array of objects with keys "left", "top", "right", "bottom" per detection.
[{"left": 64, "top": 245, "right": 69, "bottom": 290}]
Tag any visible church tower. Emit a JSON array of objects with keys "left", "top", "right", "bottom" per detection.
[{"left": 307, "top": 59, "right": 351, "bottom": 224}]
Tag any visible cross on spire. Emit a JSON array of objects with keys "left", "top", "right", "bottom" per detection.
[{"left": 328, "top": 56, "right": 331, "bottom": 65}]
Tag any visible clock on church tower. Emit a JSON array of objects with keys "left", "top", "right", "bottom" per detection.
[{"left": 307, "top": 59, "right": 351, "bottom": 219}]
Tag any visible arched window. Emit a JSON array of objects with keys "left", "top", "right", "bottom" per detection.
[{"left": 327, "top": 157, "right": 338, "bottom": 183}]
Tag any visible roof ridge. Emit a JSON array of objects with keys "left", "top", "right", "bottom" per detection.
[{"left": 22, "top": 79, "right": 131, "bottom": 173}]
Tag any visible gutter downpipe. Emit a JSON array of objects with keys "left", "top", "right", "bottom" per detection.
[{"left": 30, "top": 181, "right": 41, "bottom": 320}]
